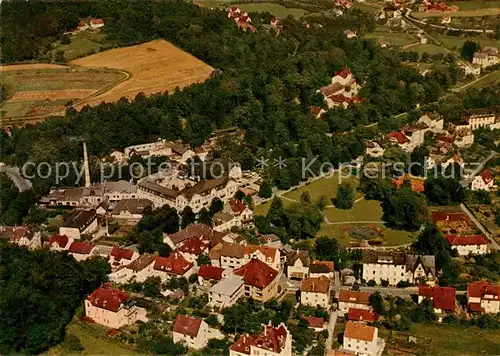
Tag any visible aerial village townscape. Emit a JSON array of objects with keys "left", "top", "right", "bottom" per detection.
[{"left": 0, "top": 0, "right": 500, "bottom": 355}]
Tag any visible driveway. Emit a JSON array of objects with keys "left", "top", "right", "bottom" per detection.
[{"left": 325, "top": 310, "right": 338, "bottom": 350}]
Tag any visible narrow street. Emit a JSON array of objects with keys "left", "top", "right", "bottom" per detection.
[{"left": 325, "top": 310, "right": 338, "bottom": 350}]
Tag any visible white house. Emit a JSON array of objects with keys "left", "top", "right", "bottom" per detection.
[
  {"left": 109, "top": 247, "right": 139, "bottom": 270},
  {"left": 362, "top": 252, "right": 436, "bottom": 286},
  {"left": 108, "top": 254, "right": 156, "bottom": 283},
  {"left": 286, "top": 250, "right": 310, "bottom": 279},
  {"left": 444, "top": 234, "right": 489, "bottom": 256},
  {"left": 47, "top": 234, "right": 73, "bottom": 251},
  {"left": 68, "top": 241, "right": 97, "bottom": 261},
  {"left": 89, "top": 18, "right": 105, "bottom": 29},
  {"left": 317, "top": 68, "right": 362, "bottom": 109},
  {"left": 0, "top": 226, "right": 42, "bottom": 249},
  {"left": 110, "top": 199, "right": 152, "bottom": 221},
  {"left": 85, "top": 284, "right": 148, "bottom": 329},
  {"left": 343, "top": 321, "right": 384, "bottom": 356},
  {"left": 418, "top": 285, "right": 456, "bottom": 321},
  {"left": 173, "top": 314, "right": 223, "bottom": 350},
  {"left": 467, "top": 281, "right": 500, "bottom": 314},
  {"left": 471, "top": 170, "right": 495, "bottom": 191},
  {"left": 365, "top": 141, "right": 385, "bottom": 158},
  {"left": 338, "top": 290, "right": 371, "bottom": 313},
  {"left": 300, "top": 276, "right": 331, "bottom": 308},
  {"left": 230, "top": 322, "right": 292, "bottom": 356},
  {"left": 213, "top": 211, "right": 241, "bottom": 233},
  {"left": 309, "top": 260, "right": 335, "bottom": 279},
  {"left": 208, "top": 274, "right": 245, "bottom": 309},
  {"left": 210, "top": 242, "right": 280, "bottom": 271},
  {"left": 59, "top": 209, "right": 98, "bottom": 240},
  {"left": 152, "top": 252, "right": 194, "bottom": 282},
  {"left": 472, "top": 47, "right": 499, "bottom": 68}
]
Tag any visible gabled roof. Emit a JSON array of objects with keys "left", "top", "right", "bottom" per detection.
[
  {"left": 178, "top": 236, "right": 208, "bottom": 255},
  {"left": 335, "top": 68, "right": 352, "bottom": 79},
  {"left": 431, "top": 211, "right": 469, "bottom": 223},
  {"left": 110, "top": 247, "right": 135, "bottom": 261},
  {"left": 311, "top": 260, "right": 334, "bottom": 272},
  {"left": 478, "top": 170, "right": 494, "bottom": 185},
  {"left": 344, "top": 321, "right": 376, "bottom": 342},
  {"left": 125, "top": 254, "right": 156, "bottom": 272},
  {"left": 68, "top": 241, "right": 95, "bottom": 255},
  {"left": 348, "top": 308, "right": 379, "bottom": 322},
  {"left": 338, "top": 290, "right": 371, "bottom": 305},
  {"left": 198, "top": 265, "right": 224, "bottom": 281},
  {"left": 231, "top": 334, "right": 255, "bottom": 355},
  {"left": 229, "top": 198, "right": 247, "bottom": 214},
  {"left": 90, "top": 18, "right": 104, "bottom": 25},
  {"left": 48, "top": 234, "right": 69, "bottom": 249},
  {"left": 467, "top": 281, "right": 500, "bottom": 299},
  {"left": 310, "top": 106, "right": 325, "bottom": 116},
  {"left": 233, "top": 258, "right": 279, "bottom": 288},
  {"left": 87, "top": 284, "right": 129, "bottom": 312},
  {"left": 173, "top": 314, "right": 202, "bottom": 338},
  {"left": 252, "top": 323, "right": 288, "bottom": 353},
  {"left": 168, "top": 224, "right": 224, "bottom": 246},
  {"left": 301, "top": 316, "right": 326, "bottom": 328},
  {"left": 419, "top": 285, "right": 456, "bottom": 311},
  {"left": 444, "top": 234, "right": 489, "bottom": 246},
  {"left": 387, "top": 131, "right": 408, "bottom": 144},
  {"left": 111, "top": 199, "right": 152, "bottom": 216},
  {"left": 286, "top": 250, "right": 310, "bottom": 267},
  {"left": 300, "top": 276, "right": 330, "bottom": 294},
  {"left": 153, "top": 252, "right": 193, "bottom": 275}
]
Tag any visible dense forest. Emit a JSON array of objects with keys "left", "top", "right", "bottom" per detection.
[
  {"left": 0, "top": 1, "right": 497, "bottom": 203},
  {"left": 0, "top": 245, "right": 110, "bottom": 354}
]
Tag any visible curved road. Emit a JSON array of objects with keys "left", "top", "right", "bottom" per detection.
[{"left": 0, "top": 165, "right": 33, "bottom": 192}]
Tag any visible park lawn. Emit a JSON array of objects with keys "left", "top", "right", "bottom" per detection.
[
  {"left": 435, "top": 35, "right": 500, "bottom": 51},
  {"left": 365, "top": 27, "right": 417, "bottom": 46},
  {"left": 233, "top": 3, "right": 308, "bottom": 18},
  {"left": 323, "top": 199, "right": 382, "bottom": 223},
  {"left": 465, "top": 69, "right": 500, "bottom": 90},
  {"left": 381, "top": 323, "right": 500, "bottom": 356},
  {"left": 47, "top": 320, "right": 143, "bottom": 356},
  {"left": 403, "top": 43, "right": 449, "bottom": 56},
  {"left": 316, "top": 220, "right": 415, "bottom": 247},
  {"left": 283, "top": 173, "right": 361, "bottom": 203}
]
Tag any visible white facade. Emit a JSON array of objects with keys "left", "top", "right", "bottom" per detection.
[
  {"left": 287, "top": 258, "right": 309, "bottom": 279},
  {"left": 451, "top": 243, "right": 489, "bottom": 256},
  {"left": 173, "top": 320, "right": 209, "bottom": 350},
  {"left": 363, "top": 262, "right": 409, "bottom": 286},
  {"left": 84, "top": 300, "right": 147, "bottom": 329},
  {"left": 208, "top": 275, "right": 245, "bottom": 309},
  {"left": 343, "top": 323, "right": 383, "bottom": 356},
  {"left": 301, "top": 290, "right": 330, "bottom": 308},
  {"left": 338, "top": 300, "right": 370, "bottom": 314},
  {"left": 471, "top": 175, "right": 495, "bottom": 192},
  {"left": 59, "top": 217, "right": 98, "bottom": 240}
]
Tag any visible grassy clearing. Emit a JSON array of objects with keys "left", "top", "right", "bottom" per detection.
[
  {"left": 453, "top": 1, "right": 500, "bottom": 10},
  {"left": 402, "top": 43, "right": 450, "bottom": 56},
  {"left": 50, "top": 30, "right": 110, "bottom": 61},
  {"left": 283, "top": 172, "right": 361, "bottom": 203},
  {"left": 47, "top": 320, "right": 143, "bottom": 356},
  {"left": 435, "top": 35, "right": 500, "bottom": 51},
  {"left": 381, "top": 323, "right": 500, "bottom": 356},
  {"left": 413, "top": 8, "right": 500, "bottom": 17},
  {"left": 365, "top": 27, "right": 417, "bottom": 46},
  {"left": 457, "top": 69, "right": 500, "bottom": 91},
  {"left": 233, "top": 3, "right": 308, "bottom": 18},
  {"left": 323, "top": 199, "right": 382, "bottom": 222}
]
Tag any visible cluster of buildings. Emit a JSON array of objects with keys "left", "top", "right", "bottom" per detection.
[
  {"left": 317, "top": 68, "right": 362, "bottom": 109},
  {"left": 472, "top": 47, "right": 499, "bottom": 69},
  {"left": 417, "top": 0, "right": 458, "bottom": 12},
  {"left": 74, "top": 18, "right": 105, "bottom": 32},
  {"left": 227, "top": 7, "right": 257, "bottom": 33},
  {"left": 431, "top": 211, "right": 490, "bottom": 256}
]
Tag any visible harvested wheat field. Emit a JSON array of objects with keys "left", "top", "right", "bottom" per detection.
[{"left": 71, "top": 39, "right": 214, "bottom": 109}]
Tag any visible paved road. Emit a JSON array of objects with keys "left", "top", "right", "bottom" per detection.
[
  {"left": 460, "top": 203, "right": 500, "bottom": 251},
  {"left": 325, "top": 310, "right": 338, "bottom": 350},
  {"left": 460, "top": 150, "right": 498, "bottom": 188},
  {"left": 344, "top": 286, "right": 466, "bottom": 297},
  {"left": 0, "top": 165, "right": 33, "bottom": 192}
]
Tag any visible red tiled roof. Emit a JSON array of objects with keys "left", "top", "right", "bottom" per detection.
[
  {"left": 419, "top": 285, "right": 456, "bottom": 311},
  {"left": 87, "top": 284, "right": 129, "bottom": 312},
  {"left": 68, "top": 241, "right": 95, "bottom": 255},
  {"left": 48, "top": 234, "right": 69, "bottom": 249},
  {"left": 335, "top": 68, "right": 352, "bottom": 79},
  {"left": 244, "top": 245, "right": 278, "bottom": 262},
  {"left": 231, "top": 334, "right": 255, "bottom": 355},
  {"left": 338, "top": 290, "right": 371, "bottom": 304},
  {"left": 387, "top": 131, "right": 408, "bottom": 144},
  {"left": 252, "top": 324, "right": 288, "bottom": 353},
  {"left": 90, "top": 18, "right": 104, "bottom": 25},
  {"left": 167, "top": 224, "right": 224, "bottom": 247},
  {"left": 310, "top": 106, "right": 324, "bottom": 116},
  {"left": 467, "top": 281, "right": 500, "bottom": 299},
  {"left": 198, "top": 265, "right": 224, "bottom": 281},
  {"left": 301, "top": 316, "right": 325, "bottom": 328},
  {"left": 110, "top": 247, "right": 135, "bottom": 261},
  {"left": 392, "top": 174, "right": 425, "bottom": 193},
  {"left": 347, "top": 308, "right": 379, "bottom": 322},
  {"left": 344, "top": 321, "right": 376, "bottom": 342},
  {"left": 444, "top": 234, "right": 489, "bottom": 246},
  {"left": 229, "top": 198, "right": 247, "bottom": 214},
  {"left": 479, "top": 170, "right": 494, "bottom": 185},
  {"left": 153, "top": 252, "right": 193, "bottom": 275},
  {"left": 431, "top": 211, "right": 469, "bottom": 223},
  {"left": 233, "top": 258, "right": 279, "bottom": 288},
  {"left": 468, "top": 302, "right": 485, "bottom": 313},
  {"left": 178, "top": 236, "right": 208, "bottom": 256},
  {"left": 173, "top": 314, "right": 202, "bottom": 338},
  {"left": 311, "top": 260, "right": 334, "bottom": 272}
]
